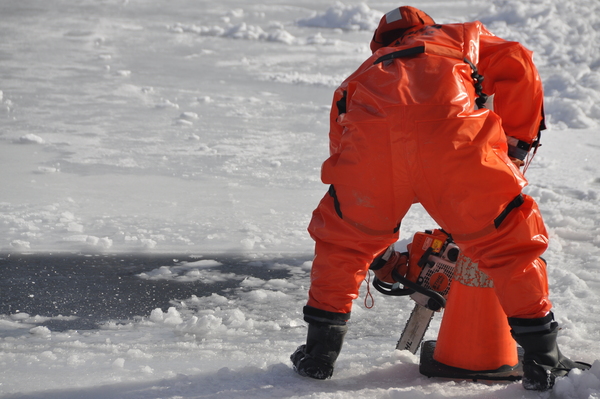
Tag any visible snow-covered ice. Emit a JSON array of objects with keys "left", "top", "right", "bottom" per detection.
[{"left": 0, "top": 0, "right": 599, "bottom": 397}]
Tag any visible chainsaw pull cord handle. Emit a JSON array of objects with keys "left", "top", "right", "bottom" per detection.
[{"left": 371, "top": 275, "right": 414, "bottom": 297}]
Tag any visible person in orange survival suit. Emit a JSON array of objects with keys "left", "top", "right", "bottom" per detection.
[{"left": 290, "top": 6, "right": 590, "bottom": 391}]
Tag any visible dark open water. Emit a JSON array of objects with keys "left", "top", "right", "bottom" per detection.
[{"left": 0, "top": 253, "right": 300, "bottom": 331}]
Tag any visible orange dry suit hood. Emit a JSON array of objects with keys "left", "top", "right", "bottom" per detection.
[{"left": 370, "top": 6, "right": 436, "bottom": 53}]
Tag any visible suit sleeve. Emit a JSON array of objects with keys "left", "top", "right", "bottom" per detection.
[{"left": 478, "top": 35, "right": 545, "bottom": 145}]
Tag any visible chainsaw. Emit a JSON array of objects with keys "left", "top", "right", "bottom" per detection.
[{"left": 372, "top": 229, "right": 460, "bottom": 354}]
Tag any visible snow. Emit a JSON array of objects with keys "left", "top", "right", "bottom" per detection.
[{"left": 0, "top": 0, "right": 599, "bottom": 398}]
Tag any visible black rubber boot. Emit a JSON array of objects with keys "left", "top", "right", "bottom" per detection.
[
  {"left": 509, "top": 313, "right": 591, "bottom": 391},
  {"left": 291, "top": 321, "right": 347, "bottom": 380}
]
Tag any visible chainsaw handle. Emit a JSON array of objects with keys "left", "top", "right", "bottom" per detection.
[
  {"left": 371, "top": 276, "right": 414, "bottom": 297},
  {"left": 391, "top": 269, "right": 447, "bottom": 310}
]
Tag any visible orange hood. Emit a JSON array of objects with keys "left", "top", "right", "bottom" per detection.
[{"left": 370, "top": 6, "right": 435, "bottom": 53}]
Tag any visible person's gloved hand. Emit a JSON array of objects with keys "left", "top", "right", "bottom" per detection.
[
  {"left": 369, "top": 246, "right": 409, "bottom": 284},
  {"left": 291, "top": 321, "right": 347, "bottom": 380},
  {"left": 510, "top": 156, "right": 525, "bottom": 169}
]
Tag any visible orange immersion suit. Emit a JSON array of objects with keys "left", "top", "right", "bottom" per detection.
[{"left": 307, "top": 20, "right": 551, "bottom": 320}]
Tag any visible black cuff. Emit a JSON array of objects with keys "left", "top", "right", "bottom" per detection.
[
  {"left": 369, "top": 255, "right": 388, "bottom": 271},
  {"left": 507, "top": 136, "right": 533, "bottom": 161},
  {"left": 303, "top": 306, "right": 350, "bottom": 326},
  {"left": 508, "top": 312, "right": 554, "bottom": 334}
]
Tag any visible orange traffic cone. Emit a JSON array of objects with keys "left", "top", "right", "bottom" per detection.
[{"left": 419, "top": 254, "right": 523, "bottom": 381}]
